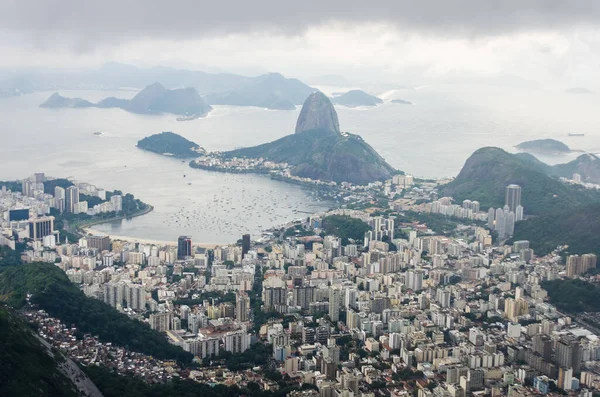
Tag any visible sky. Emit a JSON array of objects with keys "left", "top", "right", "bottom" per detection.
[{"left": 2, "top": 1, "right": 600, "bottom": 87}]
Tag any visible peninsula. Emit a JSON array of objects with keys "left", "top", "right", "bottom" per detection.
[
  {"left": 40, "top": 82, "right": 212, "bottom": 119},
  {"left": 190, "top": 91, "right": 398, "bottom": 185},
  {"left": 137, "top": 132, "right": 205, "bottom": 158}
]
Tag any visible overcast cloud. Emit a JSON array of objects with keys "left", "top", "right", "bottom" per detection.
[{"left": 2, "top": 1, "right": 600, "bottom": 86}]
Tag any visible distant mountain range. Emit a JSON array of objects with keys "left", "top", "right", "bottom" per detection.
[
  {"left": 222, "top": 92, "right": 398, "bottom": 185},
  {"left": 5, "top": 63, "right": 316, "bottom": 110},
  {"left": 40, "top": 82, "right": 212, "bottom": 118},
  {"left": 516, "top": 152, "right": 600, "bottom": 184}
]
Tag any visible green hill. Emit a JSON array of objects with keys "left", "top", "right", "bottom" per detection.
[
  {"left": 512, "top": 203, "right": 600, "bottom": 256},
  {"left": 0, "top": 263, "right": 192, "bottom": 363},
  {"left": 137, "top": 131, "right": 205, "bottom": 158},
  {"left": 0, "top": 305, "right": 95, "bottom": 396},
  {"left": 222, "top": 92, "right": 397, "bottom": 185},
  {"left": 440, "top": 147, "right": 600, "bottom": 215}
]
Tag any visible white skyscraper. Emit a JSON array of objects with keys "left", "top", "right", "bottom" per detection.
[{"left": 515, "top": 205, "right": 524, "bottom": 221}]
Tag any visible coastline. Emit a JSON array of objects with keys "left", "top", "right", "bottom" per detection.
[
  {"left": 74, "top": 204, "right": 155, "bottom": 230},
  {"left": 81, "top": 229, "right": 220, "bottom": 249}
]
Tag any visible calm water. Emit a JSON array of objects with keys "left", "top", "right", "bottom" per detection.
[{"left": 1, "top": 85, "right": 598, "bottom": 242}]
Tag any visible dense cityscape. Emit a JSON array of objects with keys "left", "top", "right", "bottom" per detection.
[{"left": 2, "top": 169, "right": 600, "bottom": 397}]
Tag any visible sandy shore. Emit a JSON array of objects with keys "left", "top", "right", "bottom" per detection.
[{"left": 83, "top": 227, "right": 221, "bottom": 249}]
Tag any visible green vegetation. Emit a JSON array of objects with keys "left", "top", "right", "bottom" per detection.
[
  {"left": 0, "top": 305, "right": 81, "bottom": 397},
  {"left": 0, "top": 180, "right": 21, "bottom": 192},
  {"left": 512, "top": 203, "right": 600, "bottom": 256},
  {"left": 440, "top": 147, "right": 600, "bottom": 215},
  {"left": 516, "top": 139, "right": 570, "bottom": 153},
  {"left": 85, "top": 364, "right": 314, "bottom": 397},
  {"left": 322, "top": 215, "right": 370, "bottom": 243},
  {"left": 137, "top": 131, "right": 204, "bottom": 158},
  {"left": 0, "top": 263, "right": 192, "bottom": 363},
  {"left": 0, "top": 245, "right": 23, "bottom": 268},
  {"left": 43, "top": 178, "right": 74, "bottom": 194},
  {"left": 542, "top": 279, "right": 600, "bottom": 313},
  {"left": 396, "top": 211, "right": 483, "bottom": 236},
  {"left": 223, "top": 128, "right": 396, "bottom": 185}
]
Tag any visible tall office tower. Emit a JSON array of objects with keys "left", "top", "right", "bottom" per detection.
[
  {"left": 235, "top": 292, "right": 250, "bottom": 322},
  {"left": 22, "top": 179, "right": 33, "bottom": 197},
  {"left": 87, "top": 235, "right": 111, "bottom": 252},
  {"left": 505, "top": 211, "right": 515, "bottom": 236},
  {"left": 65, "top": 186, "right": 79, "bottom": 213},
  {"left": 487, "top": 208, "right": 495, "bottom": 229},
  {"left": 328, "top": 287, "right": 341, "bottom": 322},
  {"left": 242, "top": 234, "right": 251, "bottom": 259},
  {"left": 34, "top": 173, "right": 45, "bottom": 184},
  {"left": 406, "top": 270, "right": 424, "bottom": 291},
  {"left": 515, "top": 205, "right": 524, "bottom": 221},
  {"left": 293, "top": 286, "right": 315, "bottom": 310},
  {"left": 471, "top": 201, "right": 480, "bottom": 213},
  {"left": 28, "top": 216, "right": 55, "bottom": 240},
  {"left": 262, "top": 287, "right": 287, "bottom": 312},
  {"left": 556, "top": 336, "right": 582, "bottom": 375},
  {"left": 54, "top": 186, "right": 66, "bottom": 213},
  {"left": 513, "top": 240, "right": 530, "bottom": 252},
  {"left": 177, "top": 236, "right": 192, "bottom": 259},
  {"left": 110, "top": 195, "right": 123, "bottom": 212},
  {"left": 505, "top": 184, "right": 522, "bottom": 212},
  {"left": 495, "top": 208, "right": 506, "bottom": 239}
]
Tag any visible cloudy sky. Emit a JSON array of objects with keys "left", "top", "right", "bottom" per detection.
[{"left": 2, "top": 0, "right": 600, "bottom": 86}]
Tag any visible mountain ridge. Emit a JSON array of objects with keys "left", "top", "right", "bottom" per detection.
[{"left": 40, "top": 82, "right": 212, "bottom": 118}]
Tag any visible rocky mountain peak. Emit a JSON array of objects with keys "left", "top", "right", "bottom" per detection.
[{"left": 295, "top": 91, "right": 340, "bottom": 135}]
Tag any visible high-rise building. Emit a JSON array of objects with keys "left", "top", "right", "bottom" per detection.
[
  {"left": 87, "top": 235, "right": 111, "bottom": 252},
  {"left": 505, "top": 184, "right": 522, "bottom": 212},
  {"left": 328, "top": 287, "right": 341, "bottom": 322},
  {"left": 28, "top": 216, "right": 55, "bottom": 240},
  {"left": 110, "top": 195, "right": 123, "bottom": 212},
  {"left": 556, "top": 337, "right": 582, "bottom": 375},
  {"left": 65, "top": 186, "right": 80, "bottom": 213},
  {"left": 177, "top": 236, "right": 192, "bottom": 259},
  {"left": 54, "top": 186, "right": 66, "bottom": 213},
  {"left": 262, "top": 287, "right": 287, "bottom": 312},
  {"left": 224, "top": 331, "right": 251, "bottom": 353},
  {"left": 235, "top": 292, "right": 250, "bottom": 322},
  {"left": 487, "top": 208, "right": 495, "bottom": 229},
  {"left": 515, "top": 205, "right": 524, "bottom": 221},
  {"left": 293, "top": 285, "right": 315, "bottom": 310},
  {"left": 242, "top": 234, "right": 251, "bottom": 259}
]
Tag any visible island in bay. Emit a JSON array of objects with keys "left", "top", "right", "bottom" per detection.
[
  {"left": 137, "top": 131, "right": 205, "bottom": 158},
  {"left": 515, "top": 138, "right": 571, "bottom": 154},
  {"left": 331, "top": 89, "right": 383, "bottom": 107},
  {"left": 40, "top": 82, "right": 212, "bottom": 119}
]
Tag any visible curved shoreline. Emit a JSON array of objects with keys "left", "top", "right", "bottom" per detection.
[{"left": 77, "top": 204, "right": 155, "bottom": 230}]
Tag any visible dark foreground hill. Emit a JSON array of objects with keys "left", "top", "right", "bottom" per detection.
[
  {"left": 0, "top": 305, "right": 102, "bottom": 397},
  {"left": 0, "top": 263, "right": 192, "bottom": 363}
]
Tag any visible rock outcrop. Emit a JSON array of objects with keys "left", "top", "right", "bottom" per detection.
[{"left": 295, "top": 91, "right": 340, "bottom": 134}]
